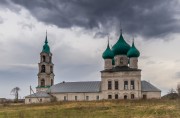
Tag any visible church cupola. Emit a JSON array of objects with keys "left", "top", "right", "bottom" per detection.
[
  {"left": 102, "top": 40, "right": 114, "bottom": 59},
  {"left": 112, "top": 30, "right": 130, "bottom": 67},
  {"left": 37, "top": 31, "right": 55, "bottom": 92},
  {"left": 112, "top": 32, "right": 130, "bottom": 56},
  {"left": 127, "top": 39, "right": 140, "bottom": 69},
  {"left": 102, "top": 39, "right": 114, "bottom": 69}
]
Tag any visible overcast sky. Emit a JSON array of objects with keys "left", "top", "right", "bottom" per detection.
[{"left": 0, "top": 0, "right": 180, "bottom": 99}]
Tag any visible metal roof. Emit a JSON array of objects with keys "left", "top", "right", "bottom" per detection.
[
  {"left": 47, "top": 81, "right": 101, "bottom": 93},
  {"left": 31, "top": 80, "right": 160, "bottom": 94},
  {"left": 25, "top": 91, "right": 51, "bottom": 98},
  {"left": 141, "top": 80, "right": 161, "bottom": 92}
]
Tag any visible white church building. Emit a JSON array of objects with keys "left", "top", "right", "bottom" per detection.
[{"left": 25, "top": 32, "right": 161, "bottom": 104}]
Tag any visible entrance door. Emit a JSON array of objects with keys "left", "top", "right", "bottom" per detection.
[
  {"left": 115, "top": 94, "right": 118, "bottom": 99},
  {"left": 124, "top": 95, "right": 127, "bottom": 99},
  {"left": 131, "top": 94, "right": 134, "bottom": 99}
]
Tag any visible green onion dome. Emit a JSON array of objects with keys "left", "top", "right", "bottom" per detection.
[
  {"left": 112, "top": 33, "right": 130, "bottom": 56},
  {"left": 127, "top": 41, "right": 140, "bottom": 58},
  {"left": 42, "top": 34, "right": 50, "bottom": 53},
  {"left": 102, "top": 41, "right": 114, "bottom": 59}
]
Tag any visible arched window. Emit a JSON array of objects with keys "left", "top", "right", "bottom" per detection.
[
  {"left": 42, "top": 56, "right": 46, "bottom": 62},
  {"left": 50, "top": 66, "right": 53, "bottom": 73},
  {"left": 51, "top": 79, "right": 53, "bottom": 86},
  {"left": 115, "top": 94, "right": 118, "bottom": 99},
  {"left": 124, "top": 95, "right": 127, "bottom": 100},
  {"left": 49, "top": 57, "right": 52, "bottom": 63},
  {"left": 41, "top": 65, "right": 45, "bottom": 73},
  {"left": 41, "top": 79, "right": 45, "bottom": 86}
]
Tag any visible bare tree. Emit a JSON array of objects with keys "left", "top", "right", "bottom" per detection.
[
  {"left": 168, "top": 88, "right": 176, "bottom": 94},
  {"left": 11, "top": 87, "right": 20, "bottom": 102},
  {"left": 167, "top": 88, "right": 177, "bottom": 99}
]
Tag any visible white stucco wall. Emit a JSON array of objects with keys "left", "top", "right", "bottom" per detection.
[
  {"left": 101, "top": 71, "right": 142, "bottom": 99},
  {"left": 141, "top": 91, "right": 161, "bottom": 99},
  {"left": 52, "top": 93, "right": 102, "bottom": 101},
  {"left": 25, "top": 97, "right": 51, "bottom": 104}
]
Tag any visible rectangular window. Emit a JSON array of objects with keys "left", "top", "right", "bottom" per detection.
[
  {"left": 108, "top": 95, "right": 112, "bottom": 99},
  {"left": 40, "top": 99, "right": 42, "bottom": 102},
  {"left": 75, "top": 96, "right": 77, "bottom": 101},
  {"left": 115, "top": 81, "right": 119, "bottom": 90},
  {"left": 124, "top": 81, "right": 128, "bottom": 90},
  {"left": 29, "top": 99, "right": 31, "bottom": 102},
  {"left": 86, "top": 96, "right": 89, "bottom": 101},
  {"left": 108, "top": 81, "right": 112, "bottom": 90},
  {"left": 96, "top": 96, "right": 99, "bottom": 100},
  {"left": 64, "top": 96, "right": 66, "bottom": 101},
  {"left": 131, "top": 80, "right": 135, "bottom": 90}
]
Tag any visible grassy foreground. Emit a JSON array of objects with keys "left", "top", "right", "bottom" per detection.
[{"left": 0, "top": 99, "right": 180, "bottom": 118}]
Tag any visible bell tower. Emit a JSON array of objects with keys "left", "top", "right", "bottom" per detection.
[{"left": 36, "top": 32, "right": 55, "bottom": 92}]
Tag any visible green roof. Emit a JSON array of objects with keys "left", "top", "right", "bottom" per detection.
[
  {"left": 102, "top": 40, "right": 114, "bottom": 59},
  {"left": 112, "top": 33, "right": 130, "bottom": 56},
  {"left": 42, "top": 33, "right": 50, "bottom": 53},
  {"left": 127, "top": 40, "right": 140, "bottom": 58}
]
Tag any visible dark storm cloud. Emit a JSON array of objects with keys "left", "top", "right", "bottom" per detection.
[
  {"left": 93, "top": 32, "right": 109, "bottom": 38},
  {"left": 0, "top": 0, "right": 20, "bottom": 11},
  {"left": 9, "top": 0, "right": 180, "bottom": 39},
  {"left": 0, "top": 0, "right": 9, "bottom": 5}
]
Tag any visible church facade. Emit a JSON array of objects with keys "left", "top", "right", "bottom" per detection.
[{"left": 25, "top": 32, "right": 161, "bottom": 104}]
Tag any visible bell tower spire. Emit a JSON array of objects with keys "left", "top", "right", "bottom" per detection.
[
  {"left": 42, "top": 30, "right": 50, "bottom": 53},
  {"left": 45, "top": 30, "right": 48, "bottom": 43},
  {"left": 36, "top": 31, "right": 55, "bottom": 92}
]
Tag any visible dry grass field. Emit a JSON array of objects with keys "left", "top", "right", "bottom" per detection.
[{"left": 0, "top": 99, "right": 179, "bottom": 118}]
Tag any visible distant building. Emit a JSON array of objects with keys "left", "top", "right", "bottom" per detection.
[
  {"left": 0, "top": 98, "right": 7, "bottom": 103},
  {"left": 25, "top": 31, "right": 161, "bottom": 104}
]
